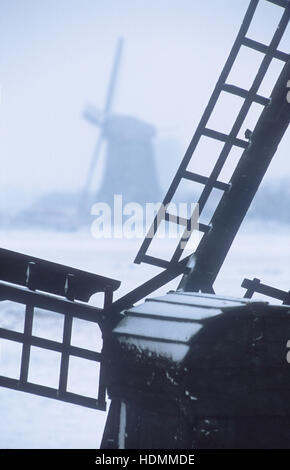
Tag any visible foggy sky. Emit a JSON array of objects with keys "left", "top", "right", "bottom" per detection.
[{"left": 0, "top": 0, "right": 289, "bottom": 207}]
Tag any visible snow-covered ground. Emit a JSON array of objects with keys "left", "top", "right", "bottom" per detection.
[{"left": 0, "top": 221, "right": 290, "bottom": 448}]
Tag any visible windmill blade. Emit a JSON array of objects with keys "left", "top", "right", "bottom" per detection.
[
  {"left": 78, "top": 132, "right": 104, "bottom": 216},
  {"left": 113, "top": 0, "right": 290, "bottom": 307},
  {"left": 87, "top": 36, "right": 124, "bottom": 186},
  {"left": 78, "top": 37, "right": 124, "bottom": 219},
  {"left": 103, "top": 37, "right": 124, "bottom": 117}
]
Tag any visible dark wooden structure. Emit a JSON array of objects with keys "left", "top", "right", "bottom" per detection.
[
  {"left": 242, "top": 278, "right": 290, "bottom": 304},
  {"left": 0, "top": 248, "right": 120, "bottom": 410},
  {"left": 102, "top": 291, "right": 290, "bottom": 449},
  {"left": 0, "top": 0, "right": 289, "bottom": 450},
  {"left": 133, "top": 0, "right": 290, "bottom": 296}
]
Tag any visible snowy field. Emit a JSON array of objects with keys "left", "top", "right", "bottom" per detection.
[{"left": 0, "top": 221, "right": 290, "bottom": 448}]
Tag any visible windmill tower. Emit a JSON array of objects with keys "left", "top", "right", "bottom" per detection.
[{"left": 79, "top": 38, "right": 161, "bottom": 219}]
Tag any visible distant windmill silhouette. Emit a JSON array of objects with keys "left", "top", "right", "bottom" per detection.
[{"left": 79, "top": 37, "right": 161, "bottom": 219}]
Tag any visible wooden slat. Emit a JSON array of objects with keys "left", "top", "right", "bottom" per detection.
[
  {"left": 0, "top": 375, "right": 105, "bottom": 410},
  {"left": 0, "top": 247, "right": 120, "bottom": 302},
  {"left": 59, "top": 314, "right": 73, "bottom": 392},
  {"left": 242, "top": 37, "right": 289, "bottom": 63},
  {"left": 19, "top": 304, "right": 34, "bottom": 383},
  {"left": 222, "top": 83, "right": 270, "bottom": 106},
  {"left": 203, "top": 128, "right": 249, "bottom": 149},
  {"left": 242, "top": 278, "right": 290, "bottom": 304},
  {"left": 164, "top": 212, "right": 191, "bottom": 228},
  {"left": 266, "top": 0, "right": 289, "bottom": 9},
  {"left": 0, "top": 281, "right": 103, "bottom": 324},
  {"left": 183, "top": 170, "right": 230, "bottom": 191},
  {"left": 0, "top": 327, "right": 102, "bottom": 362}
]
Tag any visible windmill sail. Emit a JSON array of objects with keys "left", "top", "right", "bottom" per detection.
[
  {"left": 79, "top": 37, "right": 124, "bottom": 216},
  {"left": 131, "top": 0, "right": 290, "bottom": 296}
]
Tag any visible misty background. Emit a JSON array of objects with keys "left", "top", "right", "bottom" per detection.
[{"left": 0, "top": 0, "right": 289, "bottom": 229}]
